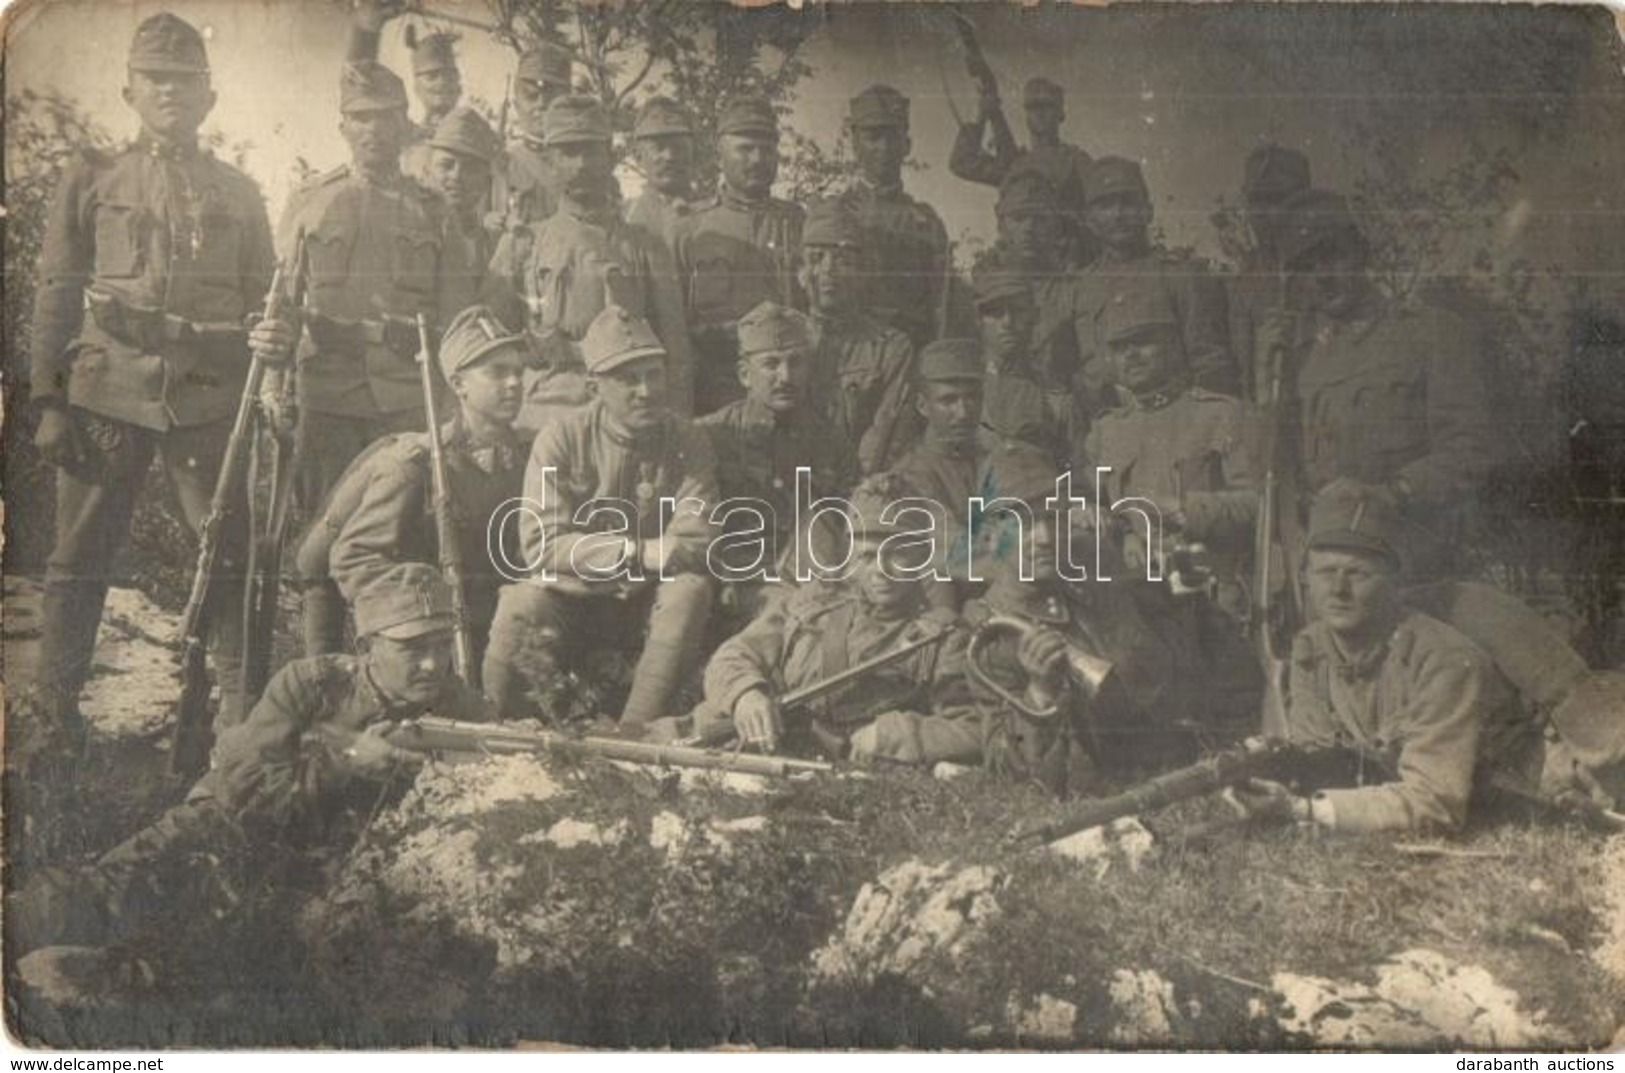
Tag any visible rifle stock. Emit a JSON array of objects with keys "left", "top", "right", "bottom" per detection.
[
  {"left": 389, "top": 717, "right": 834, "bottom": 779},
  {"left": 416, "top": 314, "right": 479, "bottom": 688}
]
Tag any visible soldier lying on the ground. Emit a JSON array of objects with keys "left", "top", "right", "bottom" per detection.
[
  {"left": 294, "top": 306, "right": 528, "bottom": 664},
  {"left": 7, "top": 564, "right": 489, "bottom": 954},
  {"left": 651, "top": 475, "right": 981, "bottom": 766}
]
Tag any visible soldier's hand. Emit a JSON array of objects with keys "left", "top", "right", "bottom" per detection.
[
  {"left": 249, "top": 315, "right": 297, "bottom": 368},
  {"left": 1256, "top": 309, "right": 1298, "bottom": 369},
  {"left": 343, "top": 721, "right": 424, "bottom": 776},
  {"left": 733, "top": 690, "right": 781, "bottom": 753},
  {"left": 1223, "top": 777, "right": 1299, "bottom": 824},
  {"left": 1017, "top": 626, "right": 1069, "bottom": 698},
  {"left": 354, "top": 0, "right": 407, "bottom": 32},
  {"left": 1539, "top": 737, "right": 1615, "bottom": 813},
  {"left": 34, "top": 407, "right": 84, "bottom": 470}
]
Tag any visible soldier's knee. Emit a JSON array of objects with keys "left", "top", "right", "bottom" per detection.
[{"left": 653, "top": 573, "right": 714, "bottom": 623}]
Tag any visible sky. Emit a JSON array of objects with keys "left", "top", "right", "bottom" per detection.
[{"left": 5, "top": 0, "right": 1625, "bottom": 282}]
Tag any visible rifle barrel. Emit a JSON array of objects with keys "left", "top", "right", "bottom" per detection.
[{"left": 416, "top": 314, "right": 479, "bottom": 688}]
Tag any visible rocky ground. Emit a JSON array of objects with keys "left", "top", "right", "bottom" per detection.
[{"left": 3, "top": 574, "right": 1624, "bottom": 1050}]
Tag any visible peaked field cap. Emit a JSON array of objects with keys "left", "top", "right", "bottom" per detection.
[
  {"left": 972, "top": 263, "right": 1031, "bottom": 308},
  {"left": 984, "top": 441, "right": 1057, "bottom": 507},
  {"left": 583, "top": 306, "right": 667, "bottom": 375},
  {"left": 1083, "top": 156, "right": 1149, "bottom": 204},
  {"left": 1103, "top": 282, "right": 1180, "bottom": 343},
  {"left": 802, "top": 199, "right": 865, "bottom": 249},
  {"left": 848, "top": 84, "right": 910, "bottom": 128},
  {"left": 542, "top": 94, "right": 611, "bottom": 146},
  {"left": 427, "top": 107, "right": 500, "bottom": 163},
  {"left": 1306, "top": 479, "right": 1402, "bottom": 566},
  {"left": 439, "top": 305, "right": 527, "bottom": 381},
  {"left": 128, "top": 13, "right": 209, "bottom": 74},
  {"left": 517, "top": 39, "right": 573, "bottom": 88},
  {"left": 634, "top": 96, "right": 694, "bottom": 139},
  {"left": 341, "top": 61, "right": 408, "bottom": 114},
  {"left": 918, "top": 338, "right": 984, "bottom": 383},
  {"left": 354, "top": 563, "right": 457, "bottom": 640},
  {"left": 1243, "top": 143, "right": 1311, "bottom": 200},
  {"left": 410, "top": 30, "right": 458, "bottom": 74},
  {"left": 717, "top": 96, "right": 779, "bottom": 137},
  {"left": 848, "top": 472, "right": 918, "bottom": 541},
  {"left": 737, "top": 301, "right": 814, "bottom": 358},
  {"left": 1023, "top": 77, "right": 1063, "bottom": 106}
]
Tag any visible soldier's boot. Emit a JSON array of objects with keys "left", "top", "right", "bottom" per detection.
[
  {"left": 300, "top": 579, "right": 349, "bottom": 658},
  {"left": 32, "top": 578, "right": 109, "bottom": 754},
  {"left": 621, "top": 575, "right": 712, "bottom": 726},
  {"left": 208, "top": 564, "right": 249, "bottom": 729}
]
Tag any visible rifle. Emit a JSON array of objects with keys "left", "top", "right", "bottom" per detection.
[
  {"left": 389, "top": 717, "right": 833, "bottom": 779},
  {"left": 1009, "top": 737, "right": 1389, "bottom": 847},
  {"left": 172, "top": 277, "right": 287, "bottom": 776},
  {"left": 241, "top": 230, "right": 308, "bottom": 716},
  {"left": 934, "top": 239, "right": 956, "bottom": 342},
  {"left": 947, "top": 10, "right": 1018, "bottom": 171},
  {"left": 416, "top": 313, "right": 478, "bottom": 688}
]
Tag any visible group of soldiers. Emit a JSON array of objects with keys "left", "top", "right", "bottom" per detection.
[{"left": 12, "top": 6, "right": 1625, "bottom": 954}]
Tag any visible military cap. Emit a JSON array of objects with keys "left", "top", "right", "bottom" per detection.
[
  {"left": 582, "top": 306, "right": 666, "bottom": 375},
  {"left": 517, "top": 40, "right": 572, "bottom": 90},
  {"left": 983, "top": 441, "right": 1057, "bottom": 507},
  {"left": 341, "top": 61, "right": 408, "bottom": 115},
  {"left": 848, "top": 473, "right": 918, "bottom": 543},
  {"left": 1083, "top": 156, "right": 1149, "bottom": 205},
  {"left": 918, "top": 338, "right": 984, "bottom": 383},
  {"left": 427, "top": 107, "right": 500, "bottom": 163},
  {"left": 354, "top": 563, "right": 457, "bottom": 640},
  {"left": 848, "top": 84, "right": 910, "bottom": 130},
  {"left": 972, "top": 263, "right": 1031, "bottom": 309},
  {"left": 1023, "top": 77, "right": 1064, "bottom": 107},
  {"left": 541, "top": 94, "right": 610, "bottom": 147},
  {"left": 996, "top": 171, "right": 1059, "bottom": 219},
  {"left": 409, "top": 29, "right": 458, "bottom": 75},
  {"left": 1243, "top": 144, "right": 1311, "bottom": 201},
  {"left": 439, "top": 305, "right": 527, "bottom": 382},
  {"left": 737, "top": 301, "right": 813, "bottom": 359},
  {"left": 633, "top": 96, "right": 694, "bottom": 140},
  {"left": 1278, "top": 188, "right": 1363, "bottom": 268},
  {"left": 1306, "top": 479, "right": 1402, "bottom": 567},
  {"left": 1103, "top": 283, "right": 1180, "bottom": 344},
  {"left": 717, "top": 97, "right": 778, "bottom": 138},
  {"left": 802, "top": 199, "right": 864, "bottom": 249},
  {"left": 128, "top": 13, "right": 209, "bottom": 74}
]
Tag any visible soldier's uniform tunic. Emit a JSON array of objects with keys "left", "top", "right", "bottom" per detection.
[
  {"left": 673, "top": 187, "right": 805, "bottom": 413},
  {"left": 700, "top": 587, "right": 980, "bottom": 764},
  {"left": 31, "top": 131, "right": 276, "bottom": 723},
  {"left": 625, "top": 188, "right": 694, "bottom": 252},
  {"left": 835, "top": 179, "right": 950, "bottom": 349},
  {"left": 809, "top": 313, "right": 918, "bottom": 476}
]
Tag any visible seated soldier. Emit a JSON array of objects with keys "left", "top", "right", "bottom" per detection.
[
  {"left": 9, "top": 564, "right": 489, "bottom": 953},
  {"left": 296, "top": 306, "right": 528, "bottom": 665},
  {"left": 1228, "top": 482, "right": 1537, "bottom": 832},
  {"left": 965, "top": 442, "right": 1203, "bottom": 797},
  {"left": 672, "top": 475, "right": 979, "bottom": 766},
  {"left": 974, "top": 262, "right": 1088, "bottom": 469},
  {"left": 483, "top": 306, "right": 716, "bottom": 726},
  {"left": 1085, "top": 283, "right": 1263, "bottom": 727},
  {"left": 699, "top": 300, "right": 858, "bottom": 622}
]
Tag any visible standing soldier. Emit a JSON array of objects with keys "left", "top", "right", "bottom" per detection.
[
  {"left": 1227, "top": 144, "right": 1311, "bottom": 402},
  {"left": 673, "top": 96, "right": 804, "bottom": 414},
  {"left": 984, "top": 173, "right": 1088, "bottom": 400},
  {"left": 482, "top": 307, "right": 717, "bottom": 727},
  {"left": 1260, "top": 189, "right": 1500, "bottom": 582},
  {"left": 296, "top": 306, "right": 527, "bottom": 665},
  {"left": 1075, "top": 157, "right": 1236, "bottom": 410},
  {"left": 625, "top": 97, "right": 698, "bottom": 250},
  {"left": 836, "top": 85, "right": 951, "bottom": 348},
  {"left": 343, "top": 0, "right": 462, "bottom": 184},
  {"left": 800, "top": 200, "right": 918, "bottom": 476},
  {"left": 484, "top": 95, "right": 695, "bottom": 427},
  {"left": 422, "top": 107, "right": 502, "bottom": 296},
  {"left": 499, "top": 40, "right": 574, "bottom": 231},
  {"left": 974, "top": 263, "right": 1088, "bottom": 469},
  {"left": 278, "top": 58, "right": 471, "bottom": 514},
  {"left": 27, "top": 12, "right": 293, "bottom": 741}
]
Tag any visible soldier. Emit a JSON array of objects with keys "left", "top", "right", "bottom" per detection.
[
  {"left": 1075, "top": 156, "right": 1236, "bottom": 410},
  {"left": 1227, "top": 144, "right": 1311, "bottom": 402},
  {"left": 681, "top": 476, "right": 980, "bottom": 766},
  {"left": 482, "top": 307, "right": 717, "bottom": 726},
  {"left": 800, "top": 199, "right": 917, "bottom": 476},
  {"left": 484, "top": 94, "right": 695, "bottom": 427},
  {"left": 27, "top": 13, "right": 292, "bottom": 740},
  {"left": 1260, "top": 189, "right": 1500, "bottom": 582},
  {"left": 1226, "top": 483, "right": 1533, "bottom": 833},
  {"left": 422, "top": 107, "right": 502, "bottom": 294},
  {"left": 344, "top": 0, "right": 462, "bottom": 183},
  {"left": 499, "top": 40, "right": 574, "bottom": 230},
  {"left": 699, "top": 302, "right": 858, "bottom": 618},
  {"left": 836, "top": 85, "right": 951, "bottom": 348},
  {"left": 964, "top": 443, "right": 1200, "bottom": 796},
  {"left": 949, "top": 77, "right": 1092, "bottom": 265},
  {"left": 984, "top": 173, "right": 1087, "bottom": 397},
  {"left": 673, "top": 96, "right": 804, "bottom": 414},
  {"left": 278, "top": 58, "right": 472, "bottom": 514},
  {"left": 974, "top": 263, "right": 1088, "bottom": 469},
  {"left": 625, "top": 97, "right": 698, "bottom": 249},
  {"left": 8, "top": 564, "right": 490, "bottom": 954},
  {"left": 1085, "top": 284, "right": 1263, "bottom": 726},
  {"left": 296, "top": 306, "right": 528, "bottom": 664}
]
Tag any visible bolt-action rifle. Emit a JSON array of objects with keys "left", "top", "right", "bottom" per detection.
[{"left": 416, "top": 313, "right": 478, "bottom": 688}]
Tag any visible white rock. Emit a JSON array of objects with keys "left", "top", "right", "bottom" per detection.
[
  {"left": 1008, "top": 992, "right": 1079, "bottom": 1044},
  {"left": 1594, "top": 837, "right": 1625, "bottom": 981},
  {"left": 811, "top": 860, "right": 1003, "bottom": 983},
  {"left": 932, "top": 762, "right": 974, "bottom": 781},
  {"left": 1108, "top": 968, "right": 1178, "bottom": 1043},
  {"left": 525, "top": 818, "right": 628, "bottom": 849},
  {"left": 1047, "top": 817, "right": 1158, "bottom": 879}
]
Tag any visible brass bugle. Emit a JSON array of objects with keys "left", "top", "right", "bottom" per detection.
[{"left": 965, "top": 614, "right": 1115, "bottom": 719}]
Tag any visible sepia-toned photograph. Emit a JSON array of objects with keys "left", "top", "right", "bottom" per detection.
[{"left": 2, "top": 0, "right": 1624, "bottom": 1052}]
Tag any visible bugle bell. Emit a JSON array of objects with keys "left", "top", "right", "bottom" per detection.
[{"left": 965, "top": 615, "right": 1116, "bottom": 719}]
